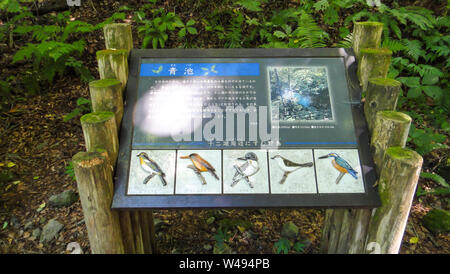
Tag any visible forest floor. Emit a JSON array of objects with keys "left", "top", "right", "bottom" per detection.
[{"left": 0, "top": 0, "right": 448, "bottom": 254}]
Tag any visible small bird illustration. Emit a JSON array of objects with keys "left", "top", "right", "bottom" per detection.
[
  {"left": 152, "top": 65, "right": 163, "bottom": 74},
  {"left": 137, "top": 152, "right": 167, "bottom": 186},
  {"left": 271, "top": 155, "right": 313, "bottom": 184},
  {"left": 319, "top": 153, "right": 358, "bottom": 184},
  {"left": 180, "top": 153, "right": 219, "bottom": 185},
  {"left": 231, "top": 152, "right": 260, "bottom": 188}
]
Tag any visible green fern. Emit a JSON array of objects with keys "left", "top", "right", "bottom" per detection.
[
  {"left": 11, "top": 10, "right": 95, "bottom": 94},
  {"left": 235, "top": 0, "right": 266, "bottom": 12},
  {"left": 336, "top": 33, "right": 353, "bottom": 48},
  {"left": 292, "top": 12, "right": 328, "bottom": 48},
  {"left": 392, "top": 7, "right": 435, "bottom": 31},
  {"left": 382, "top": 39, "right": 405, "bottom": 53},
  {"left": 402, "top": 39, "right": 425, "bottom": 63}
]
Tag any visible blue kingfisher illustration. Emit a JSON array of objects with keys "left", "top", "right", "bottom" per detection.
[{"left": 319, "top": 153, "right": 358, "bottom": 184}]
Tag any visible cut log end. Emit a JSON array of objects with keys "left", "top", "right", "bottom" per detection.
[
  {"left": 377, "top": 111, "right": 411, "bottom": 124},
  {"left": 385, "top": 147, "right": 423, "bottom": 166},
  {"left": 72, "top": 152, "right": 106, "bottom": 168},
  {"left": 354, "top": 21, "right": 384, "bottom": 28},
  {"left": 368, "top": 78, "right": 401, "bottom": 87},
  {"left": 89, "top": 79, "right": 122, "bottom": 89},
  {"left": 81, "top": 111, "right": 115, "bottom": 125},
  {"left": 96, "top": 49, "right": 128, "bottom": 59}
]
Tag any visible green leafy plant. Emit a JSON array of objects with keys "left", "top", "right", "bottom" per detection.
[
  {"left": 135, "top": 7, "right": 183, "bottom": 48},
  {"left": 260, "top": 9, "right": 328, "bottom": 48},
  {"left": 219, "top": 9, "right": 246, "bottom": 48},
  {"left": 274, "top": 237, "right": 306, "bottom": 254},
  {"left": 11, "top": 11, "right": 96, "bottom": 94},
  {"left": 0, "top": 0, "right": 34, "bottom": 47},
  {"left": 0, "top": 79, "right": 11, "bottom": 99},
  {"left": 235, "top": 0, "right": 266, "bottom": 12},
  {"left": 176, "top": 19, "right": 198, "bottom": 38},
  {"left": 274, "top": 237, "right": 291, "bottom": 254},
  {"left": 65, "top": 161, "right": 76, "bottom": 181},
  {"left": 416, "top": 172, "right": 450, "bottom": 197},
  {"left": 63, "top": 97, "right": 92, "bottom": 122},
  {"left": 293, "top": 241, "right": 306, "bottom": 253},
  {"left": 408, "top": 125, "right": 448, "bottom": 156}
]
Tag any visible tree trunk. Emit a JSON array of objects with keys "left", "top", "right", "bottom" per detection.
[
  {"left": 366, "top": 147, "right": 423, "bottom": 253},
  {"left": 364, "top": 78, "right": 402, "bottom": 132},
  {"left": 72, "top": 152, "right": 124, "bottom": 254}
]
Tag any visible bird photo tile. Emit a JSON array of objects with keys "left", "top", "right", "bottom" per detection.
[
  {"left": 127, "top": 150, "right": 176, "bottom": 195},
  {"left": 175, "top": 150, "right": 222, "bottom": 194},
  {"left": 222, "top": 150, "right": 269, "bottom": 194},
  {"left": 314, "top": 149, "right": 365, "bottom": 193},
  {"left": 268, "top": 149, "right": 317, "bottom": 194}
]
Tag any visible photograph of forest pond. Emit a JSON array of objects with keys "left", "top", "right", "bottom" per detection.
[{"left": 269, "top": 66, "right": 333, "bottom": 122}]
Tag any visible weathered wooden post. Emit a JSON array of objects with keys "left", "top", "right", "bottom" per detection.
[
  {"left": 100, "top": 23, "right": 156, "bottom": 254},
  {"left": 73, "top": 22, "right": 156, "bottom": 254},
  {"left": 104, "top": 23, "right": 133, "bottom": 54},
  {"left": 365, "top": 147, "right": 423, "bottom": 253},
  {"left": 352, "top": 21, "right": 384, "bottom": 61},
  {"left": 97, "top": 49, "right": 129, "bottom": 91},
  {"left": 321, "top": 21, "right": 422, "bottom": 254},
  {"left": 358, "top": 48, "right": 392, "bottom": 92},
  {"left": 364, "top": 78, "right": 402, "bottom": 132},
  {"left": 371, "top": 111, "right": 412, "bottom": 173},
  {"left": 80, "top": 112, "right": 119, "bottom": 167},
  {"left": 72, "top": 152, "right": 124, "bottom": 254},
  {"left": 89, "top": 79, "right": 124, "bottom": 129}
]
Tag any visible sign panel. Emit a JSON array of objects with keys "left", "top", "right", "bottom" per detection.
[{"left": 113, "top": 49, "right": 380, "bottom": 209}]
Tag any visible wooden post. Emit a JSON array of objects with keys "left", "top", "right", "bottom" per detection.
[
  {"left": 147, "top": 211, "right": 157, "bottom": 253},
  {"left": 365, "top": 147, "right": 423, "bottom": 253},
  {"left": 104, "top": 23, "right": 133, "bottom": 53},
  {"left": 101, "top": 23, "right": 156, "bottom": 254},
  {"left": 131, "top": 211, "right": 145, "bottom": 254},
  {"left": 364, "top": 78, "right": 402, "bottom": 132},
  {"left": 97, "top": 49, "right": 129, "bottom": 91},
  {"left": 358, "top": 48, "right": 392, "bottom": 92},
  {"left": 140, "top": 211, "right": 153, "bottom": 254},
  {"left": 89, "top": 79, "right": 124, "bottom": 130},
  {"left": 320, "top": 208, "right": 373, "bottom": 254},
  {"left": 119, "top": 211, "right": 136, "bottom": 254},
  {"left": 80, "top": 112, "right": 118, "bottom": 167},
  {"left": 320, "top": 209, "right": 344, "bottom": 253},
  {"left": 72, "top": 152, "right": 124, "bottom": 254},
  {"left": 352, "top": 22, "right": 384, "bottom": 61},
  {"left": 371, "top": 111, "right": 412, "bottom": 173}
]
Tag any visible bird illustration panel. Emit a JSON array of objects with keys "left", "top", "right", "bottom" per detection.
[
  {"left": 314, "top": 149, "right": 365, "bottom": 193},
  {"left": 268, "top": 150, "right": 317, "bottom": 194},
  {"left": 175, "top": 150, "right": 222, "bottom": 194},
  {"left": 223, "top": 150, "right": 269, "bottom": 194},
  {"left": 127, "top": 150, "right": 176, "bottom": 195}
]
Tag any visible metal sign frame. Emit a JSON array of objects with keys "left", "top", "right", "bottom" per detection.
[{"left": 112, "top": 48, "right": 381, "bottom": 209}]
